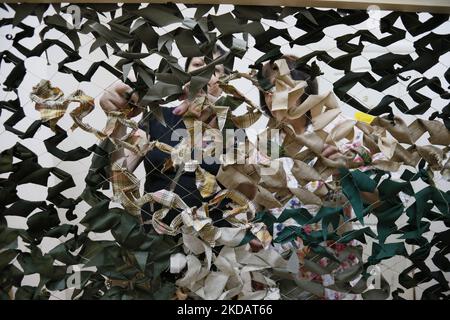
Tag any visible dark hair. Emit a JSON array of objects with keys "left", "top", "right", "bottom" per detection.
[
  {"left": 184, "top": 44, "right": 228, "bottom": 73},
  {"left": 258, "top": 55, "right": 319, "bottom": 124}
]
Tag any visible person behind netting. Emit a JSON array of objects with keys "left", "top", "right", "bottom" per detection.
[
  {"left": 99, "top": 45, "right": 251, "bottom": 232},
  {"left": 252, "top": 55, "right": 380, "bottom": 300}
]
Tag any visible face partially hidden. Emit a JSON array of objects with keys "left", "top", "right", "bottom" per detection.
[
  {"left": 187, "top": 52, "right": 225, "bottom": 98},
  {"left": 262, "top": 64, "right": 307, "bottom": 133},
  {"left": 262, "top": 63, "right": 287, "bottom": 122},
  {"left": 173, "top": 52, "right": 225, "bottom": 125}
]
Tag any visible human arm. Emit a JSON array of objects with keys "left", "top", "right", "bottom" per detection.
[{"left": 99, "top": 82, "right": 145, "bottom": 174}]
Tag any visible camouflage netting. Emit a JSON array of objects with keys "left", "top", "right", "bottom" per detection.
[{"left": 0, "top": 3, "right": 449, "bottom": 300}]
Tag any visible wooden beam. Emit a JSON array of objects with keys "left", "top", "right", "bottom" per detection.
[{"left": 2, "top": 0, "right": 450, "bottom": 14}]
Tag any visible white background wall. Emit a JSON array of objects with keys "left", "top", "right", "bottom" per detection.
[{"left": 0, "top": 3, "right": 449, "bottom": 300}]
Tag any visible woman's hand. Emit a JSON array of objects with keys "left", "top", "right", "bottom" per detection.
[
  {"left": 321, "top": 144, "right": 381, "bottom": 206},
  {"left": 172, "top": 86, "right": 218, "bottom": 128},
  {"left": 321, "top": 144, "right": 342, "bottom": 160},
  {"left": 99, "top": 82, "right": 140, "bottom": 118}
]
